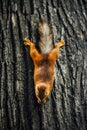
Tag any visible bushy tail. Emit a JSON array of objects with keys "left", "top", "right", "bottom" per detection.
[{"left": 38, "top": 22, "right": 53, "bottom": 54}]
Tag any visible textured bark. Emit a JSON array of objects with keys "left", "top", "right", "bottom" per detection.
[{"left": 0, "top": 0, "right": 87, "bottom": 130}]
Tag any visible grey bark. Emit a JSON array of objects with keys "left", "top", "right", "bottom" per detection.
[{"left": 0, "top": 0, "right": 87, "bottom": 130}]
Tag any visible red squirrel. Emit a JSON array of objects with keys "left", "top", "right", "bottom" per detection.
[{"left": 24, "top": 22, "right": 65, "bottom": 103}]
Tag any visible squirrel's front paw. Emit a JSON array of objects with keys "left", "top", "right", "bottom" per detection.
[{"left": 37, "top": 97, "right": 41, "bottom": 104}]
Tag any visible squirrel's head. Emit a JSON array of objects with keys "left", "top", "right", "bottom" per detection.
[{"left": 35, "top": 83, "right": 51, "bottom": 103}]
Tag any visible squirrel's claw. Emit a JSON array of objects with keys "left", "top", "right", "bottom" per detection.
[
  {"left": 24, "top": 38, "right": 31, "bottom": 46},
  {"left": 60, "top": 40, "right": 65, "bottom": 46}
]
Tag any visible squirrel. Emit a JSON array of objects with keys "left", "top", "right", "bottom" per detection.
[{"left": 24, "top": 22, "right": 65, "bottom": 104}]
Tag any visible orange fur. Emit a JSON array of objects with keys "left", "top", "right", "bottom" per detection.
[{"left": 24, "top": 38, "right": 65, "bottom": 103}]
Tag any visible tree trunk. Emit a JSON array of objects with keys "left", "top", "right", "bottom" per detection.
[{"left": 0, "top": 0, "right": 87, "bottom": 130}]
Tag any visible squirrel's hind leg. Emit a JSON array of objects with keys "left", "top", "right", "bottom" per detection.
[{"left": 24, "top": 38, "right": 34, "bottom": 46}]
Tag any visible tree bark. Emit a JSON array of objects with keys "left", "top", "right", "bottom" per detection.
[{"left": 0, "top": 0, "right": 87, "bottom": 130}]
